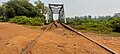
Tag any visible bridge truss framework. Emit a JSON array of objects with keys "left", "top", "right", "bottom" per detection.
[{"left": 46, "top": 4, "right": 66, "bottom": 23}]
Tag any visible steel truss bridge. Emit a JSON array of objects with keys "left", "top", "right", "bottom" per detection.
[{"left": 46, "top": 4, "right": 66, "bottom": 23}]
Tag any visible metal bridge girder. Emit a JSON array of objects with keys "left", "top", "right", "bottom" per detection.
[{"left": 47, "top": 4, "right": 66, "bottom": 23}]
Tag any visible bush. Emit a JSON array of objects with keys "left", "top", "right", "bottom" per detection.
[
  {"left": 9, "top": 16, "right": 44, "bottom": 26},
  {"left": 108, "top": 17, "right": 120, "bottom": 32},
  {"left": 0, "top": 18, "right": 2, "bottom": 22},
  {"left": 67, "top": 19, "right": 114, "bottom": 33},
  {"left": 67, "top": 17, "right": 120, "bottom": 33}
]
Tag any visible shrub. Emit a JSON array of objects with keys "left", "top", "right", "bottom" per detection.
[
  {"left": 0, "top": 18, "right": 2, "bottom": 22},
  {"left": 67, "top": 19, "right": 114, "bottom": 33},
  {"left": 9, "top": 16, "right": 44, "bottom": 26},
  {"left": 108, "top": 17, "right": 120, "bottom": 32}
]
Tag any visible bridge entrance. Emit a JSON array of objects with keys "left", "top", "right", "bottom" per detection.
[{"left": 46, "top": 4, "right": 66, "bottom": 23}]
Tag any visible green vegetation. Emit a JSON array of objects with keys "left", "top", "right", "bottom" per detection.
[
  {"left": 1, "top": 0, "right": 47, "bottom": 18},
  {"left": 108, "top": 17, "right": 120, "bottom": 32},
  {"left": 0, "top": 0, "right": 120, "bottom": 37},
  {"left": 0, "top": 0, "right": 47, "bottom": 26},
  {"left": 66, "top": 16, "right": 120, "bottom": 35},
  {"left": 9, "top": 16, "right": 45, "bottom": 26}
]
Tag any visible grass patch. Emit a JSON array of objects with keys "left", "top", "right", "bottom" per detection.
[
  {"left": 76, "top": 28, "right": 120, "bottom": 37},
  {"left": 24, "top": 25, "right": 41, "bottom": 29},
  {"left": 23, "top": 24, "right": 47, "bottom": 30},
  {"left": 110, "top": 32, "right": 120, "bottom": 37}
]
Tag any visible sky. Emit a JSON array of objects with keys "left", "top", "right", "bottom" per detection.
[{"left": 0, "top": 0, "right": 120, "bottom": 17}]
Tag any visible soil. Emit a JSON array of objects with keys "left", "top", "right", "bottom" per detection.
[
  {"left": 81, "top": 31, "right": 120, "bottom": 54},
  {"left": 30, "top": 24, "right": 111, "bottom": 54},
  {"left": 0, "top": 22, "right": 120, "bottom": 54},
  {"left": 0, "top": 23, "right": 41, "bottom": 54}
]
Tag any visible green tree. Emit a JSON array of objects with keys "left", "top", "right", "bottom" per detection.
[
  {"left": 109, "top": 17, "right": 120, "bottom": 32},
  {"left": 35, "top": 0, "right": 44, "bottom": 13},
  {"left": 113, "top": 13, "right": 120, "bottom": 17},
  {"left": 3, "top": 0, "right": 37, "bottom": 18},
  {"left": 0, "top": 6, "right": 4, "bottom": 16},
  {"left": 88, "top": 15, "right": 92, "bottom": 19},
  {"left": 35, "top": 0, "right": 48, "bottom": 14},
  {"left": 5, "top": 7, "right": 15, "bottom": 18}
]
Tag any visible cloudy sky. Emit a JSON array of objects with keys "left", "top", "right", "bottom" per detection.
[{"left": 0, "top": 0, "right": 120, "bottom": 17}]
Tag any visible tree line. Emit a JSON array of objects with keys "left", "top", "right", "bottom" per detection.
[
  {"left": 0, "top": 0, "right": 48, "bottom": 20},
  {"left": 0, "top": 0, "right": 48, "bottom": 26},
  {"left": 66, "top": 14, "right": 120, "bottom": 33}
]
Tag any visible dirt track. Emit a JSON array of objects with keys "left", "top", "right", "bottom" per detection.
[
  {"left": 29, "top": 24, "right": 112, "bottom": 54},
  {"left": 0, "top": 23, "right": 41, "bottom": 54},
  {"left": 81, "top": 32, "right": 120, "bottom": 54},
  {"left": 0, "top": 22, "right": 120, "bottom": 54}
]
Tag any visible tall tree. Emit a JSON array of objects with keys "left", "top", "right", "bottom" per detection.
[
  {"left": 88, "top": 15, "right": 92, "bottom": 19},
  {"left": 35, "top": 0, "right": 44, "bottom": 13},
  {"left": 3, "top": 0, "right": 37, "bottom": 18},
  {"left": 113, "top": 13, "right": 120, "bottom": 17},
  {"left": 0, "top": 6, "right": 4, "bottom": 16},
  {"left": 35, "top": 0, "right": 48, "bottom": 14}
]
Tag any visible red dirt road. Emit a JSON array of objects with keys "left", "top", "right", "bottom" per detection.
[
  {"left": 0, "top": 23, "right": 41, "bottom": 54},
  {"left": 29, "top": 24, "right": 111, "bottom": 54},
  {"left": 81, "top": 32, "right": 120, "bottom": 54},
  {"left": 0, "top": 22, "right": 119, "bottom": 54}
]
